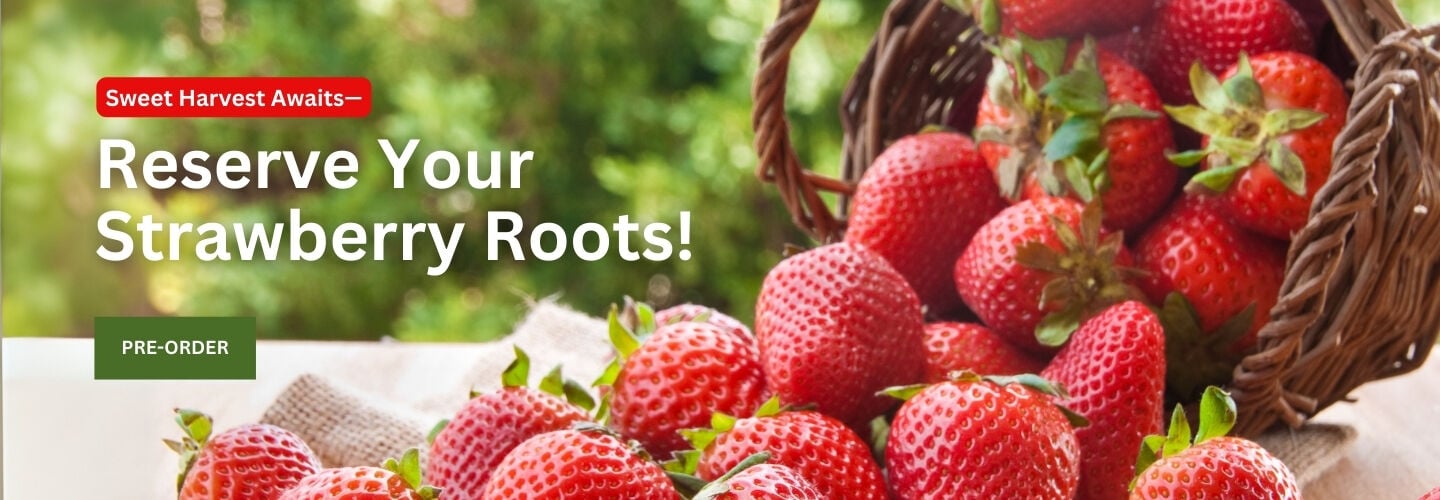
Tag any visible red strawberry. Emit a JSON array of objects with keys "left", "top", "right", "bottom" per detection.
[
  {"left": 1168, "top": 51, "right": 1348, "bottom": 240},
  {"left": 922, "top": 322, "right": 1046, "bottom": 382},
  {"left": 279, "top": 449, "right": 437, "bottom": 500},
  {"left": 954, "top": 197, "right": 1141, "bottom": 354},
  {"left": 845, "top": 131, "right": 1007, "bottom": 316},
  {"left": 608, "top": 320, "right": 768, "bottom": 457},
  {"left": 1131, "top": 388, "right": 1301, "bottom": 499},
  {"left": 655, "top": 303, "right": 753, "bottom": 340},
  {"left": 425, "top": 348, "right": 593, "bottom": 498},
  {"left": 1421, "top": 485, "right": 1440, "bottom": 500},
  {"left": 482, "top": 427, "right": 679, "bottom": 499},
  {"left": 976, "top": 38, "right": 1176, "bottom": 231},
  {"left": 969, "top": 0, "right": 1156, "bottom": 39},
  {"left": 1143, "top": 0, "right": 1314, "bottom": 104},
  {"left": 755, "top": 242, "right": 925, "bottom": 431},
  {"left": 1136, "top": 195, "right": 1284, "bottom": 345},
  {"left": 169, "top": 409, "right": 321, "bottom": 500},
  {"left": 692, "top": 406, "right": 887, "bottom": 500},
  {"left": 884, "top": 374, "right": 1082, "bottom": 499},
  {"left": 691, "top": 453, "right": 824, "bottom": 500},
  {"left": 1042, "top": 301, "right": 1165, "bottom": 500},
  {"left": 1135, "top": 195, "right": 1286, "bottom": 398}
]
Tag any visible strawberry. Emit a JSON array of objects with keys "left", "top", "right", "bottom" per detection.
[
  {"left": 884, "top": 373, "right": 1082, "bottom": 499},
  {"left": 954, "top": 197, "right": 1142, "bottom": 354},
  {"left": 1131, "top": 387, "right": 1301, "bottom": 499},
  {"left": 279, "top": 449, "right": 437, "bottom": 500},
  {"left": 425, "top": 348, "right": 593, "bottom": 498},
  {"left": 1135, "top": 195, "right": 1286, "bottom": 399},
  {"left": 922, "top": 322, "right": 1046, "bottom": 382},
  {"left": 482, "top": 427, "right": 679, "bottom": 499},
  {"left": 168, "top": 409, "right": 321, "bottom": 500},
  {"left": 1167, "top": 52, "right": 1347, "bottom": 240},
  {"left": 1421, "top": 485, "right": 1440, "bottom": 500},
  {"left": 754, "top": 242, "right": 925, "bottom": 431},
  {"left": 976, "top": 38, "right": 1176, "bottom": 231},
  {"left": 655, "top": 303, "right": 753, "bottom": 341},
  {"left": 606, "top": 319, "right": 768, "bottom": 457},
  {"left": 1142, "top": 0, "right": 1314, "bottom": 104},
  {"left": 690, "top": 453, "right": 824, "bottom": 500},
  {"left": 1042, "top": 300, "right": 1166, "bottom": 500},
  {"left": 845, "top": 131, "right": 1007, "bottom": 315},
  {"left": 690, "top": 403, "right": 887, "bottom": 500},
  {"left": 966, "top": 0, "right": 1156, "bottom": 39}
]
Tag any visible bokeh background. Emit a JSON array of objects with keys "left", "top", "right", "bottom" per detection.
[{"left": 4, "top": 0, "right": 1437, "bottom": 340}]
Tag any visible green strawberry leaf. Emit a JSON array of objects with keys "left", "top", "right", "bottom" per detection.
[
  {"left": 1064, "top": 157, "right": 1096, "bottom": 202},
  {"left": 1266, "top": 141, "right": 1308, "bottom": 195},
  {"left": 713, "top": 411, "right": 739, "bottom": 432},
  {"left": 869, "top": 416, "right": 891, "bottom": 464},
  {"left": 176, "top": 408, "right": 213, "bottom": 445},
  {"left": 1163, "top": 404, "right": 1192, "bottom": 458},
  {"left": 985, "top": 57, "right": 1020, "bottom": 112},
  {"left": 1262, "top": 108, "right": 1328, "bottom": 136},
  {"left": 609, "top": 304, "right": 642, "bottom": 358},
  {"left": 670, "top": 470, "right": 710, "bottom": 499},
  {"left": 663, "top": 449, "right": 702, "bottom": 474},
  {"left": 1021, "top": 34, "right": 1068, "bottom": 80},
  {"left": 539, "top": 365, "right": 565, "bottom": 397},
  {"left": 1015, "top": 242, "right": 1064, "bottom": 274},
  {"left": 681, "top": 428, "right": 720, "bottom": 454},
  {"left": 1058, "top": 405, "right": 1092, "bottom": 429},
  {"left": 1050, "top": 214, "right": 1082, "bottom": 249},
  {"left": 755, "top": 396, "right": 784, "bottom": 418},
  {"left": 1132, "top": 433, "right": 1167, "bottom": 489},
  {"left": 1036, "top": 305, "right": 1083, "bottom": 347},
  {"left": 1188, "top": 165, "right": 1244, "bottom": 193},
  {"left": 1195, "top": 386, "right": 1237, "bottom": 444},
  {"left": 880, "top": 383, "right": 931, "bottom": 401},
  {"left": 1165, "top": 104, "right": 1231, "bottom": 137},
  {"left": 692, "top": 453, "right": 772, "bottom": 500},
  {"left": 1210, "top": 135, "right": 1264, "bottom": 167},
  {"left": 562, "top": 379, "right": 597, "bottom": 411},
  {"left": 1189, "top": 61, "right": 1230, "bottom": 112},
  {"left": 1044, "top": 116, "right": 1102, "bottom": 162},
  {"left": 1224, "top": 53, "right": 1264, "bottom": 108},
  {"left": 1167, "top": 149, "right": 1210, "bottom": 167},
  {"left": 634, "top": 301, "right": 657, "bottom": 337},
  {"left": 980, "top": 0, "right": 1001, "bottom": 36},
  {"left": 1043, "top": 72, "right": 1107, "bottom": 116},
  {"left": 1103, "top": 102, "right": 1160, "bottom": 123},
  {"left": 987, "top": 373, "right": 1070, "bottom": 399},
  {"left": 502, "top": 346, "right": 531, "bottom": 388},
  {"left": 427, "top": 419, "right": 449, "bottom": 446}
]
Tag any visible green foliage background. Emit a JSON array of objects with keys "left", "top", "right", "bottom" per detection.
[{"left": 2, "top": 0, "right": 1435, "bottom": 340}]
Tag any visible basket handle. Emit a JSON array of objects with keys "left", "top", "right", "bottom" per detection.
[
  {"left": 1322, "top": 0, "right": 1412, "bottom": 56},
  {"left": 753, "top": 0, "right": 853, "bottom": 242}
]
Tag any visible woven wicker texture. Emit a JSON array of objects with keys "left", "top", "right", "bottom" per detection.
[{"left": 751, "top": 0, "right": 1440, "bottom": 435}]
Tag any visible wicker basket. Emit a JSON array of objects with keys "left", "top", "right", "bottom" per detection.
[{"left": 752, "top": 0, "right": 1440, "bottom": 436}]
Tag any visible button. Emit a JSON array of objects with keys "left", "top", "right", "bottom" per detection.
[{"left": 94, "top": 317, "right": 256, "bottom": 379}]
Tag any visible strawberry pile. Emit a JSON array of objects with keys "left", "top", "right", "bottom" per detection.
[{"left": 166, "top": 0, "right": 1351, "bottom": 498}]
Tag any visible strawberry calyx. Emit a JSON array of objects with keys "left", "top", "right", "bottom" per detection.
[
  {"left": 1132, "top": 386, "right": 1237, "bottom": 490},
  {"left": 689, "top": 452, "right": 773, "bottom": 500},
  {"left": 1155, "top": 293, "right": 1254, "bottom": 403},
  {"left": 977, "top": 36, "right": 1158, "bottom": 202},
  {"left": 1014, "top": 201, "right": 1145, "bottom": 346},
  {"left": 880, "top": 371, "right": 1090, "bottom": 428},
  {"left": 163, "top": 408, "right": 214, "bottom": 493},
  {"left": 382, "top": 448, "right": 441, "bottom": 500},
  {"left": 592, "top": 299, "right": 659, "bottom": 423},
  {"left": 1165, "top": 54, "right": 1328, "bottom": 196},
  {"left": 430, "top": 346, "right": 596, "bottom": 443},
  {"left": 668, "top": 397, "right": 787, "bottom": 476}
]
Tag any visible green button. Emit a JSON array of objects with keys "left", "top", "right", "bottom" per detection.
[{"left": 94, "top": 317, "right": 256, "bottom": 380}]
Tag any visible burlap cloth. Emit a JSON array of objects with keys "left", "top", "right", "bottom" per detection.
[{"left": 261, "top": 299, "right": 1354, "bottom": 486}]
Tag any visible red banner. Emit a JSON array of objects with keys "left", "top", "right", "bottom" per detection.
[{"left": 96, "top": 77, "right": 371, "bottom": 118}]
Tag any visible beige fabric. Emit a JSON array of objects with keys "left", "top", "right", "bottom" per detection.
[{"left": 262, "top": 299, "right": 1353, "bottom": 484}]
